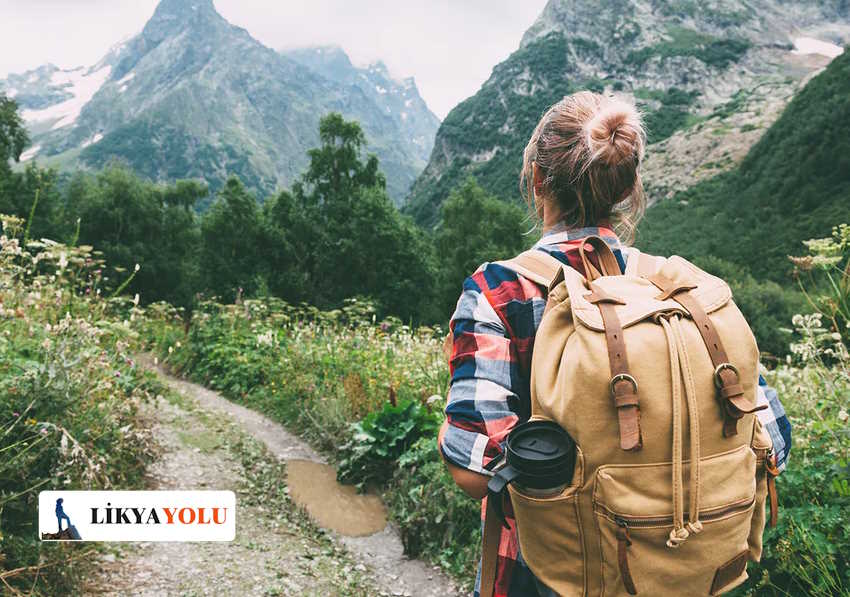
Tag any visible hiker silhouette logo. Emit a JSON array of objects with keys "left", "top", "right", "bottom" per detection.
[{"left": 41, "top": 497, "right": 82, "bottom": 541}]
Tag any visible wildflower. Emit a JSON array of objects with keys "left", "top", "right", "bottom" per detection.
[
  {"left": 134, "top": 263, "right": 140, "bottom": 272},
  {"left": 168, "top": 346, "right": 173, "bottom": 354},
  {"left": 839, "top": 410, "right": 849, "bottom": 423},
  {"left": 426, "top": 394, "right": 444, "bottom": 407},
  {"left": 58, "top": 252, "right": 68, "bottom": 270},
  {"left": 12, "top": 412, "right": 19, "bottom": 417}
]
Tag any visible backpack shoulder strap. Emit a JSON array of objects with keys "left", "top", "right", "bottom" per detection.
[
  {"left": 624, "top": 247, "right": 665, "bottom": 278},
  {"left": 494, "top": 249, "right": 564, "bottom": 287}
]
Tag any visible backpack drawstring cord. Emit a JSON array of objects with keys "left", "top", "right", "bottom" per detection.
[
  {"left": 659, "top": 314, "right": 703, "bottom": 548},
  {"left": 672, "top": 315, "right": 703, "bottom": 537}
]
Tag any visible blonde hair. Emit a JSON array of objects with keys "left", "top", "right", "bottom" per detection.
[{"left": 520, "top": 91, "right": 646, "bottom": 243}]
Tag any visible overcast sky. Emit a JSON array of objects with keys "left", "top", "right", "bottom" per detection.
[{"left": 0, "top": 0, "right": 548, "bottom": 118}]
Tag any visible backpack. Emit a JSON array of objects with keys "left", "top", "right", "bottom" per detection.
[{"left": 479, "top": 237, "right": 779, "bottom": 597}]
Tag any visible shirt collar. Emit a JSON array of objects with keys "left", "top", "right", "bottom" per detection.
[{"left": 534, "top": 223, "right": 623, "bottom": 249}]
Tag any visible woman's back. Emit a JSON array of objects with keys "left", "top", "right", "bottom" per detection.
[{"left": 437, "top": 91, "right": 791, "bottom": 597}]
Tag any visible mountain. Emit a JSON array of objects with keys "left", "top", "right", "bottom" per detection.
[
  {"left": 638, "top": 44, "right": 850, "bottom": 282},
  {"left": 283, "top": 46, "right": 439, "bottom": 173},
  {"left": 404, "top": 0, "right": 850, "bottom": 226},
  {"left": 0, "top": 0, "right": 439, "bottom": 204}
]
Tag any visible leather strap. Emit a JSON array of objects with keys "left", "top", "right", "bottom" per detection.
[
  {"left": 494, "top": 249, "right": 564, "bottom": 288},
  {"left": 645, "top": 273, "right": 765, "bottom": 436},
  {"left": 479, "top": 496, "right": 503, "bottom": 597},
  {"left": 579, "top": 235, "right": 621, "bottom": 281},
  {"left": 766, "top": 454, "right": 780, "bottom": 528},
  {"left": 617, "top": 522, "right": 638, "bottom": 595},
  {"left": 589, "top": 285, "right": 642, "bottom": 451}
]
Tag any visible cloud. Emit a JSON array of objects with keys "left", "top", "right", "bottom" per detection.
[{"left": 0, "top": 0, "right": 547, "bottom": 119}]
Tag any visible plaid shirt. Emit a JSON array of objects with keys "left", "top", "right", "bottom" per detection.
[{"left": 440, "top": 225, "right": 792, "bottom": 597}]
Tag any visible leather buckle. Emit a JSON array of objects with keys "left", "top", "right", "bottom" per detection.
[
  {"left": 713, "top": 362, "right": 739, "bottom": 389},
  {"left": 610, "top": 373, "right": 638, "bottom": 397}
]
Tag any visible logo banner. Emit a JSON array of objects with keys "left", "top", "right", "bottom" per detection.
[{"left": 39, "top": 490, "right": 236, "bottom": 542}]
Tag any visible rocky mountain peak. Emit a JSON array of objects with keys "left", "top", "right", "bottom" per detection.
[{"left": 143, "top": 0, "right": 224, "bottom": 42}]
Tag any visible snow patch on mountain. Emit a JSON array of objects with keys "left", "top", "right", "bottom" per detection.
[
  {"left": 20, "top": 145, "right": 41, "bottom": 161},
  {"left": 81, "top": 133, "right": 104, "bottom": 148},
  {"left": 792, "top": 37, "right": 844, "bottom": 58},
  {"left": 22, "top": 65, "right": 112, "bottom": 130}
]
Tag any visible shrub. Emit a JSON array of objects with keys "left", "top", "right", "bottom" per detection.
[
  {"left": 0, "top": 215, "right": 156, "bottom": 594},
  {"left": 338, "top": 399, "right": 440, "bottom": 490}
]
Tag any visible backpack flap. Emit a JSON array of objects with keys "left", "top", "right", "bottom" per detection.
[{"left": 563, "top": 256, "right": 733, "bottom": 332}]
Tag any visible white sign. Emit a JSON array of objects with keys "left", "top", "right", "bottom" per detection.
[{"left": 39, "top": 491, "right": 236, "bottom": 542}]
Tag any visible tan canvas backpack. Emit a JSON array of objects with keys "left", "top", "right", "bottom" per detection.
[{"left": 479, "top": 237, "right": 779, "bottom": 597}]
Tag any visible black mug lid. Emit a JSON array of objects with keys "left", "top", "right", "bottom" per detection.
[{"left": 505, "top": 420, "right": 575, "bottom": 488}]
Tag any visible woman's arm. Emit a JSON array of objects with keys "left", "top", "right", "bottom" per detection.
[
  {"left": 438, "top": 271, "right": 522, "bottom": 500},
  {"left": 438, "top": 420, "right": 490, "bottom": 499}
]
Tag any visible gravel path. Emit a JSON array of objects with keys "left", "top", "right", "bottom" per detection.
[{"left": 86, "top": 359, "right": 460, "bottom": 597}]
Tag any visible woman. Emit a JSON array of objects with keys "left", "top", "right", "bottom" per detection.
[{"left": 437, "top": 91, "right": 791, "bottom": 596}]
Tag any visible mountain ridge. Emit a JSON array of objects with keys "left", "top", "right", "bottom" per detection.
[
  {"left": 404, "top": 0, "right": 850, "bottom": 226},
  {"left": 1, "top": 0, "right": 439, "bottom": 204}
]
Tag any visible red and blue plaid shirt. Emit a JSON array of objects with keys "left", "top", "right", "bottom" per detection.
[{"left": 440, "top": 225, "right": 791, "bottom": 597}]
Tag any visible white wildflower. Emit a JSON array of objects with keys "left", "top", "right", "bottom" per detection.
[
  {"left": 134, "top": 263, "right": 140, "bottom": 272},
  {"left": 132, "top": 293, "right": 140, "bottom": 307},
  {"left": 839, "top": 410, "right": 849, "bottom": 423},
  {"left": 256, "top": 330, "right": 275, "bottom": 347},
  {"left": 57, "top": 252, "right": 68, "bottom": 270},
  {"left": 426, "top": 394, "right": 444, "bottom": 407}
]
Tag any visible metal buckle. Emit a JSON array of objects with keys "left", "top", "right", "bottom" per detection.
[
  {"left": 713, "top": 362, "right": 739, "bottom": 389},
  {"left": 610, "top": 373, "right": 638, "bottom": 396}
]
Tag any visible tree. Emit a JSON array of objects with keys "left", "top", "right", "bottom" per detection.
[
  {"left": 65, "top": 165, "right": 204, "bottom": 307},
  {"left": 200, "top": 177, "right": 264, "bottom": 301},
  {"left": 0, "top": 95, "right": 65, "bottom": 241},
  {"left": 434, "top": 177, "right": 529, "bottom": 318},
  {"left": 262, "top": 189, "right": 309, "bottom": 303},
  {"left": 264, "top": 112, "right": 435, "bottom": 320},
  {"left": 0, "top": 94, "right": 29, "bottom": 172}
]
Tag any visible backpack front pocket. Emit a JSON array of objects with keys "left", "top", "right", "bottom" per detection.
[
  {"left": 508, "top": 445, "right": 585, "bottom": 596},
  {"left": 510, "top": 485, "right": 585, "bottom": 595},
  {"left": 593, "top": 445, "right": 757, "bottom": 596}
]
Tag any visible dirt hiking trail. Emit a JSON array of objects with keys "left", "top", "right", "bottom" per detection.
[{"left": 86, "top": 359, "right": 460, "bottom": 597}]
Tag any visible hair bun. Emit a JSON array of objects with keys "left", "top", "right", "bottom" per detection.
[{"left": 584, "top": 97, "right": 644, "bottom": 167}]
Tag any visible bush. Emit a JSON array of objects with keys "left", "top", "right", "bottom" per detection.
[
  {"left": 338, "top": 399, "right": 440, "bottom": 490},
  {"left": 0, "top": 215, "right": 156, "bottom": 594},
  {"left": 388, "top": 437, "right": 481, "bottom": 584}
]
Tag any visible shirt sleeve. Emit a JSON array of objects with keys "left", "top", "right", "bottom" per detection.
[
  {"left": 755, "top": 375, "right": 792, "bottom": 472},
  {"left": 439, "top": 271, "right": 522, "bottom": 475}
]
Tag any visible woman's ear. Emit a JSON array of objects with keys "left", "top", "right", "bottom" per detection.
[
  {"left": 532, "top": 161, "right": 545, "bottom": 191},
  {"left": 532, "top": 162, "right": 546, "bottom": 218}
]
